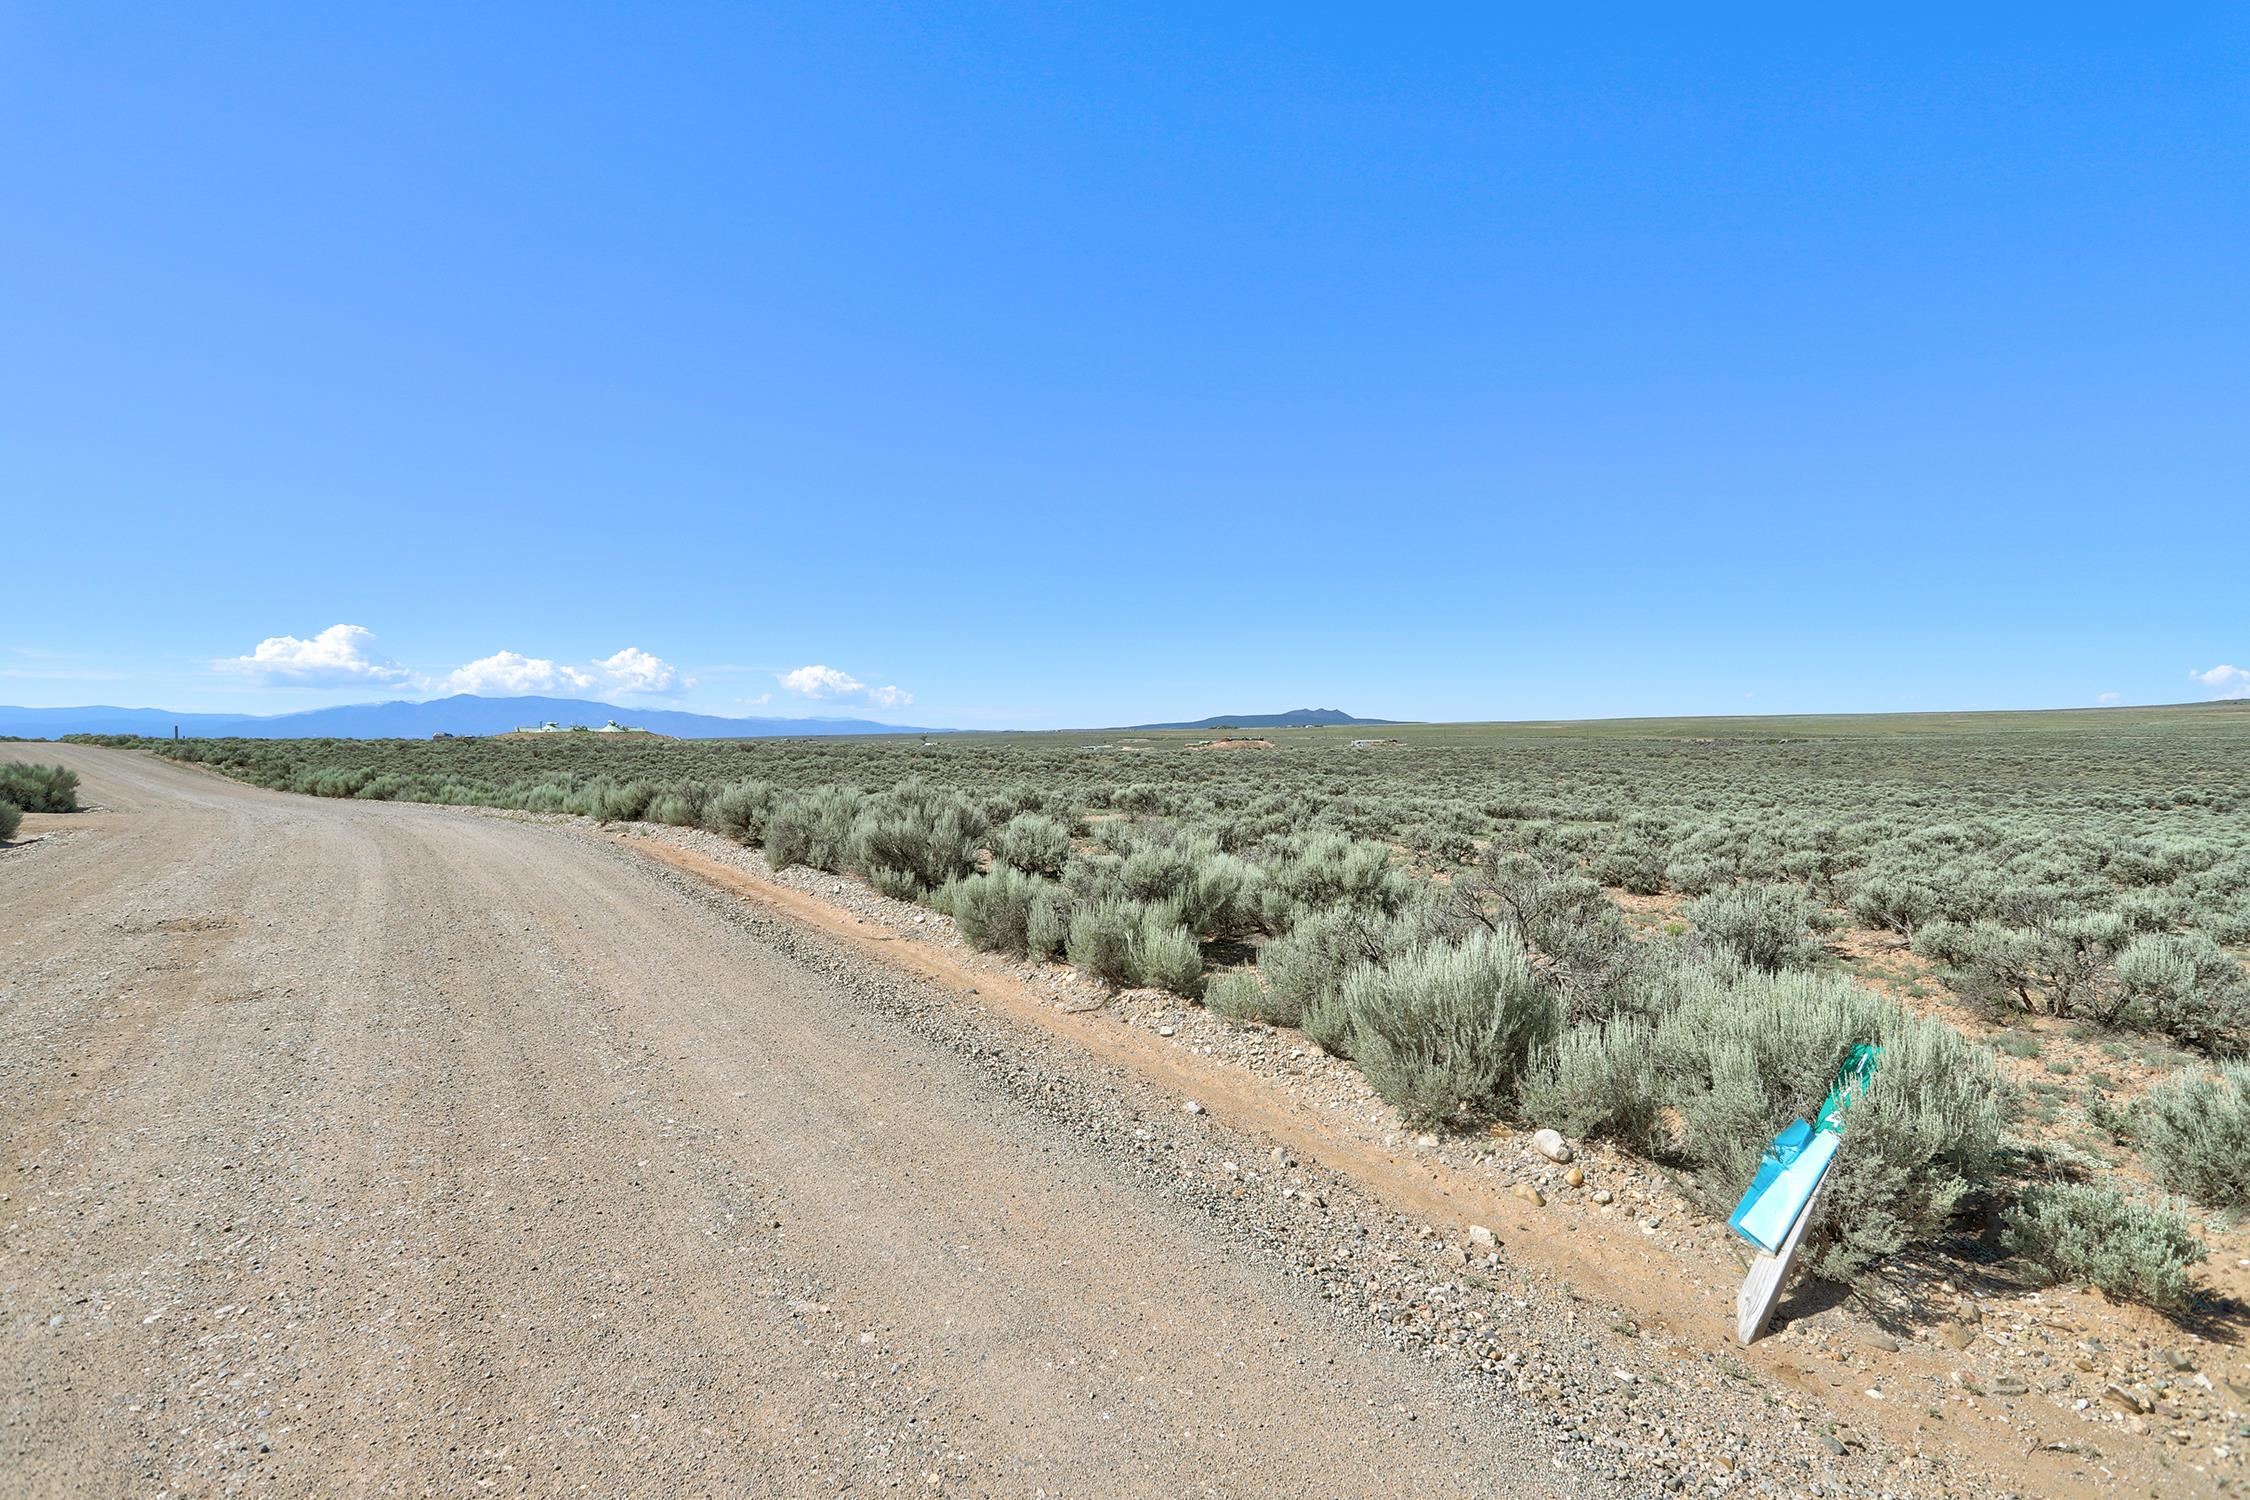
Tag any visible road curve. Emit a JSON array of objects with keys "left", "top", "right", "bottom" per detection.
[{"left": 3, "top": 746, "right": 1583, "bottom": 1497}]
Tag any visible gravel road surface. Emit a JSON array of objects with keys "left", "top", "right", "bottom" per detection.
[{"left": 3, "top": 747, "right": 1593, "bottom": 1497}]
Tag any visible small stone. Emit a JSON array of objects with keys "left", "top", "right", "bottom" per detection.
[
  {"left": 1988, "top": 1377, "right": 2028, "bottom": 1397},
  {"left": 1531, "top": 1128, "right": 1573, "bottom": 1163},
  {"left": 1181, "top": 1100, "right": 1204, "bottom": 1115},
  {"left": 1865, "top": 1333, "right": 1901, "bottom": 1353},
  {"left": 1157, "top": 1026, "right": 1176, "bottom": 1037},
  {"left": 1591, "top": 1188, "right": 1613, "bottom": 1205},
  {"left": 1467, "top": 1224, "right": 1497, "bottom": 1249},
  {"left": 2158, "top": 1348, "right": 2194, "bottom": 1372},
  {"left": 1937, "top": 1322, "right": 1976, "bottom": 1351},
  {"left": 1511, "top": 1183, "right": 1546, "bottom": 1207},
  {"left": 1818, "top": 1433, "right": 1847, "bottom": 1456},
  {"left": 1564, "top": 1165, "right": 1584, "bottom": 1188},
  {"left": 2105, "top": 1382, "right": 2153, "bottom": 1414}
]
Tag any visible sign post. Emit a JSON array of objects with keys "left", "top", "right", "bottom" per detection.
[{"left": 1728, "top": 1045, "right": 1881, "bottom": 1346}]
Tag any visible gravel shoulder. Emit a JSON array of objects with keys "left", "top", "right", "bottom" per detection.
[{"left": 3, "top": 746, "right": 2220, "bottom": 1497}]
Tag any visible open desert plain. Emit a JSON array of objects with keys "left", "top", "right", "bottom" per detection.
[
  {"left": 8, "top": 713, "right": 2250, "bottom": 1498},
  {"left": 7, "top": 6, "right": 2247, "bottom": 1497}
]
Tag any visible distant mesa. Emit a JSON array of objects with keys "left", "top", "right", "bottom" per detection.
[
  {"left": 0, "top": 694, "right": 942, "bottom": 741},
  {"left": 1122, "top": 708, "right": 1399, "bottom": 731}
]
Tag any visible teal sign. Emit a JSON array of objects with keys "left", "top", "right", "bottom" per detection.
[{"left": 1727, "top": 1045, "right": 1881, "bottom": 1255}]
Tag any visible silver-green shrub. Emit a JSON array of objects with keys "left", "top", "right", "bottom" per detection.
[
  {"left": 0, "top": 761, "right": 78, "bottom": 813},
  {"left": 706, "top": 780, "right": 777, "bottom": 844},
  {"left": 2137, "top": 1063, "right": 2250, "bottom": 1207},
  {"left": 847, "top": 781, "right": 985, "bottom": 896},
  {"left": 996, "top": 812, "right": 1072, "bottom": 877},
  {"left": 1338, "top": 930, "right": 1561, "bottom": 1128},
  {"left": 1262, "top": 903, "right": 1441, "bottom": 1046},
  {"left": 1519, "top": 1016, "right": 1662, "bottom": 1152},
  {"left": 1687, "top": 883, "right": 1825, "bottom": 972},
  {"left": 2002, "top": 1183, "right": 2204, "bottom": 1312},
  {"left": 2113, "top": 933, "right": 2250, "bottom": 1054},
  {"left": 1205, "top": 970, "right": 1291, "bottom": 1024},
  {"left": 1258, "top": 833, "right": 1413, "bottom": 928},
  {"left": 1470, "top": 854, "right": 1648, "bottom": 1023},
  {"left": 950, "top": 866, "right": 1056, "bottom": 957},
  {"left": 1062, "top": 896, "right": 1202, "bottom": 996},
  {"left": 1026, "top": 891, "right": 1068, "bottom": 961}
]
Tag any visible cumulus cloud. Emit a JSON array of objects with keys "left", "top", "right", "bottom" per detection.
[
  {"left": 219, "top": 624, "right": 411, "bottom": 686},
  {"left": 444, "top": 650, "right": 597, "bottom": 695},
  {"left": 779, "top": 664, "right": 865, "bottom": 698},
  {"left": 2192, "top": 664, "right": 2250, "bottom": 700},
  {"left": 778, "top": 664, "right": 912, "bottom": 709},
  {"left": 595, "top": 647, "right": 683, "bottom": 695},
  {"left": 441, "top": 645, "right": 689, "bottom": 698},
  {"left": 2096, "top": 691, "right": 2124, "bottom": 706}
]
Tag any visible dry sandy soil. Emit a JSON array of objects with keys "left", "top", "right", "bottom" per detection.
[{"left": 1, "top": 747, "right": 2233, "bottom": 1497}]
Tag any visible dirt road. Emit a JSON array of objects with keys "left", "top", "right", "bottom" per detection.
[{"left": 3, "top": 747, "right": 1589, "bottom": 1497}]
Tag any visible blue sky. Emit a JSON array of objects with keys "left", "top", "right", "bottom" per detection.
[{"left": 4, "top": 4, "right": 2245, "bottom": 728}]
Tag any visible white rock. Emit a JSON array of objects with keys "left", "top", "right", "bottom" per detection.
[
  {"left": 1181, "top": 1100, "right": 1204, "bottom": 1115},
  {"left": 1468, "top": 1224, "right": 1497, "bottom": 1249},
  {"left": 1531, "top": 1128, "right": 1573, "bottom": 1163}
]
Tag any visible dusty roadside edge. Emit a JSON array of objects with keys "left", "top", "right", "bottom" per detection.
[{"left": 608, "top": 826, "right": 2148, "bottom": 1500}]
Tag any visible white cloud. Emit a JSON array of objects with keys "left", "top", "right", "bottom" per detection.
[
  {"left": 2192, "top": 664, "right": 2250, "bottom": 700},
  {"left": 779, "top": 664, "right": 865, "bottom": 698},
  {"left": 219, "top": 624, "right": 411, "bottom": 686},
  {"left": 444, "top": 650, "right": 597, "bottom": 696},
  {"left": 2096, "top": 691, "right": 2124, "bottom": 706},
  {"left": 595, "top": 647, "right": 684, "bottom": 695},
  {"left": 442, "top": 646, "right": 689, "bottom": 698},
  {"left": 778, "top": 663, "right": 912, "bottom": 710}
]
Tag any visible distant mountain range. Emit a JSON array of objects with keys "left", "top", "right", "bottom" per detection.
[
  {"left": 1122, "top": 708, "right": 1399, "bottom": 731},
  {"left": 0, "top": 695, "right": 941, "bottom": 741}
]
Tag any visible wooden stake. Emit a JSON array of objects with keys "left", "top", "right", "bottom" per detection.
[{"left": 1735, "top": 1165, "right": 1833, "bottom": 1346}]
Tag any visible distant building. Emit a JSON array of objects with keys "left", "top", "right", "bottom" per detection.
[{"left": 515, "top": 720, "right": 568, "bottom": 734}]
